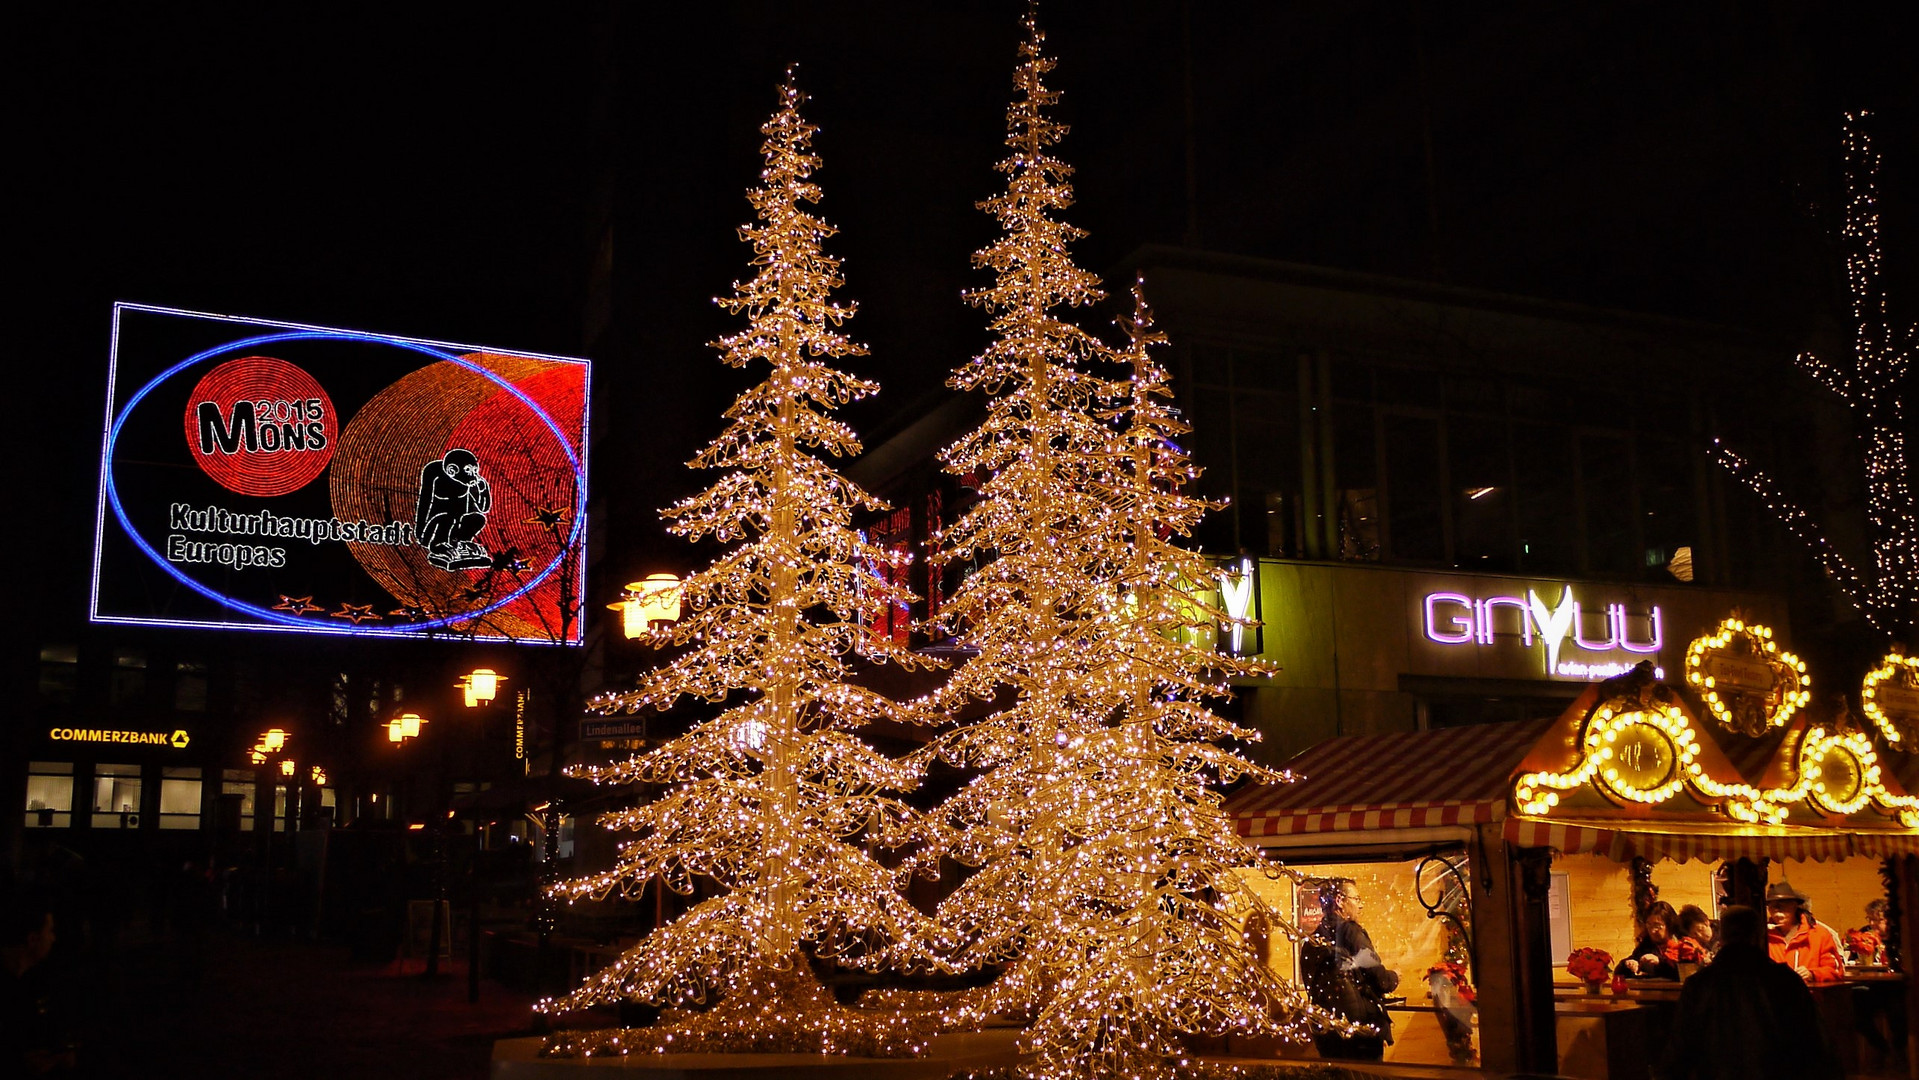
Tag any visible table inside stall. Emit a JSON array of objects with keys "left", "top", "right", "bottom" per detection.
[{"left": 1552, "top": 973, "right": 1909, "bottom": 1080}]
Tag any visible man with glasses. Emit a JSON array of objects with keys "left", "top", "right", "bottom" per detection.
[{"left": 1305, "top": 878, "right": 1400, "bottom": 1061}]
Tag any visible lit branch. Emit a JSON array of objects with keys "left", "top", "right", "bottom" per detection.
[{"left": 1715, "top": 112, "right": 1915, "bottom": 636}]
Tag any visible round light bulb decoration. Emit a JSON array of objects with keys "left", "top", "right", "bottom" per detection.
[
  {"left": 1683, "top": 616, "right": 1809, "bottom": 736},
  {"left": 1515, "top": 702, "right": 1790, "bottom": 824},
  {"left": 1799, "top": 727, "right": 1873, "bottom": 817},
  {"left": 1862, "top": 652, "right": 1919, "bottom": 747}
]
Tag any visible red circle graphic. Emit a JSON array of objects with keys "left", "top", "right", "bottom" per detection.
[{"left": 183, "top": 355, "right": 337, "bottom": 496}]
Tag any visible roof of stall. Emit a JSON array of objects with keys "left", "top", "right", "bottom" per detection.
[{"left": 1228, "top": 675, "right": 1919, "bottom": 864}]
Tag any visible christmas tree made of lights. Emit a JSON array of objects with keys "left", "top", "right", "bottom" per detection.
[
  {"left": 901, "top": 15, "right": 1328, "bottom": 1078},
  {"left": 539, "top": 74, "right": 941, "bottom": 1058}
]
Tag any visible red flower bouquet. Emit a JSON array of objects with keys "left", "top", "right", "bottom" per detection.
[
  {"left": 1566, "top": 947, "right": 1613, "bottom": 984},
  {"left": 1426, "top": 960, "right": 1478, "bottom": 1005},
  {"left": 1847, "top": 929, "right": 1884, "bottom": 965}
]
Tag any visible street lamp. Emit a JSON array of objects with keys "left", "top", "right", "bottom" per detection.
[
  {"left": 458, "top": 669, "right": 505, "bottom": 708},
  {"left": 607, "top": 574, "right": 682, "bottom": 639},
  {"left": 387, "top": 711, "right": 426, "bottom": 744}
]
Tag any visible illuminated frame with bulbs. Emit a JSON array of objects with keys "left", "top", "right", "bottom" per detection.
[
  {"left": 1683, "top": 616, "right": 1809, "bottom": 734},
  {"left": 1514, "top": 701, "right": 1919, "bottom": 828},
  {"left": 91, "top": 303, "right": 591, "bottom": 645},
  {"left": 1863, "top": 652, "right": 1919, "bottom": 748}
]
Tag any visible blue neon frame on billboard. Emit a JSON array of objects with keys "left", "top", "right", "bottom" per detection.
[{"left": 90, "top": 303, "right": 591, "bottom": 644}]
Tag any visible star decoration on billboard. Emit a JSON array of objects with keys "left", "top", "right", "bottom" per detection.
[
  {"left": 273, "top": 595, "right": 324, "bottom": 615},
  {"left": 388, "top": 605, "right": 428, "bottom": 621},
  {"left": 524, "top": 505, "right": 570, "bottom": 529},
  {"left": 330, "top": 603, "right": 380, "bottom": 624}
]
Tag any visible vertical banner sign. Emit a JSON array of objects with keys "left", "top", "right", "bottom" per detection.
[{"left": 92, "top": 305, "right": 591, "bottom": 644}]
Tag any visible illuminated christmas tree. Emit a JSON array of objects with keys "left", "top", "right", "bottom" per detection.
[
  {"left": 538, "top": 73, "right": 940, "bottom": 1058},
  {"left": 1714, "top": 112, "right": 1915, "bottom": 638},
  {"left": 902, "top": 17, "right": 1327, "bottom": 1078}
]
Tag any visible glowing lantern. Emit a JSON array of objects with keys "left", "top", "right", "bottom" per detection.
[
  {"left": 262, "top": 728, "right": 288, "bottom": 752},
  {"left": 398, "top": 712, "right": 424, "bottom": 739},
  {"left": 311, "top": 765, "right": 327, "bottom": 786},
  {"left": 459, "top": 669, "right": 504, "bottom": 708},
  {"left": 387, "top": 720, "right": 404, "bottom": 743},
  {"left": 608, "top": 574, "right": 682, "bottom": 639},
  {"left": 279, "top": 759, "right": 296, "bottom": 777}
]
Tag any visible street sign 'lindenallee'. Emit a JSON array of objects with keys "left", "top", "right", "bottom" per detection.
[{"left": 92, "top": 305, "right": 591, "bottom": 644}]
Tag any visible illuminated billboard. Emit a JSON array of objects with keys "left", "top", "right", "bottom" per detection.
[{"left": 92, "top": 304, "right": 590, "bottom": 644}]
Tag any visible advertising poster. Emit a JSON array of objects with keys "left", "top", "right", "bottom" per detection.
[{"left": 92, "top": 304, "right": 590, "bottom": 644}]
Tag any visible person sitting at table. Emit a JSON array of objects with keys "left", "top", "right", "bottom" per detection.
[
  {"left": 1655, "top": 905, "right": 1841, "bottom": 1080},
  {"left": 1765, "top": 881, "right": 1844, "bottom": 983},
  {"left": 1666, "top": 903, "right": 1715, "bottom": 966},
  {"left": 1851, "top": 899, "right": 1890, "bottom": 966},
  {"left": 1622, "top": 900, "right": 1681, "bottom": 979}
]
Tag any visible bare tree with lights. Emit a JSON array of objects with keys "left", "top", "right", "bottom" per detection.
[
  {"left": 898, "top": 17, "right": 1332, "bottom": 1078},
  {"left": 1714, "top": 111, "right": 1916, "bottom": 640},
  {"left": 538, "top": 73, "right": 942, "bottom": 1058}
]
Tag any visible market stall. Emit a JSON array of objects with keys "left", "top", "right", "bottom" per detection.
[{"left": 1227, "top": 647, "right": 1919, "bottom": 1077}]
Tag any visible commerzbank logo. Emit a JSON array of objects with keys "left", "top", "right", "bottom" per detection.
[{"left": 1422, "top": 585, "right": 1663, "bottom": 679}]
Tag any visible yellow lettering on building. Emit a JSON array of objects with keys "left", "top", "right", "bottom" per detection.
[{"left": 48, "top": 727, "right": 183, "bottom": 747}]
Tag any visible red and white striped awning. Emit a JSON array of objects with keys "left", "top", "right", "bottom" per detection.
[
  {"left": 1228, "top": 717, "right": 1555, "bottom": 840},
  {"left": 1502, "top": 817, "right": 1913, "bottom": 863}
]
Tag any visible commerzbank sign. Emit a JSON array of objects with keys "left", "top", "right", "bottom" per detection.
[{"left": 1422, "top": 585, "right": 1663, "bottom": 679}]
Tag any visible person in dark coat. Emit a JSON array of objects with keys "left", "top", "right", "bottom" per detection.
[
  {"left": 1622, "top": 899, "right": 1682, "bottom": 979},
  {"left": 1305, "top": 878, "right": 1399, "bottom": 1061},
  {"left": 1656, "top": 905, "right": 1842, "bottom": 1080}
]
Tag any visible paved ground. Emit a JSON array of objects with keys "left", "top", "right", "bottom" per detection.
[{"left": 56, "top": 926, "right": 544, "bottom": 1079}]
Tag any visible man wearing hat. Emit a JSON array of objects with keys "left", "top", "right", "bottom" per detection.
[{"left": 1766, "top": 881, "right": 1844, "bottom": 983}]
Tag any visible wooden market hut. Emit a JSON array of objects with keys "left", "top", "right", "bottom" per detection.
[{"left": 1226, "top": 667, "right": 1919, "bottom": 1076}]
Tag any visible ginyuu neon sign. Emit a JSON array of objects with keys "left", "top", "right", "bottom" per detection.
[{"left": 1423, "top": 585, "right": 1662, "bottom": 678}]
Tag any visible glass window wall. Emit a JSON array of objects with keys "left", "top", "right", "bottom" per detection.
[
  {"left": 92, "top": 764, "right": 143, "bottom": 829},
  {"left": 25, "top": 762, "right": 74, "bottom": 828}
]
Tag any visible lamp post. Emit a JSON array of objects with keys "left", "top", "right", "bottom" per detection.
[{"left": 607, "top": 574, "right": 682, "bottom": 641}]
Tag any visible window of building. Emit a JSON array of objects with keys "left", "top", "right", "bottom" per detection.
[
  {"left": 1382, "top": 413, "right": 1445, "bottom": 561},
  {"left": 1514, "top": 423, "right": 1577, "bottom": 574},
  {"left": 110, "top": 648, "right": 147, "bottom": 705},
  {"left": 1579, "top": 434, "right": 1636, "bottom": 575},
  {"left": 39, "top": 644, "right": 80, "bottom": 703},
  {"left": 25, "top": 762, "right": 74, "bottom": 828},
  {"left": 1637, "top": 437, "right": 1699, "bottom": 582},
  {"left": 1449, "top": 422, "right": 1516, "bottom": 571},
  {"left": 1332, "top": 405, "right": 1379, "bottom": 560},
  {"left": 1236, "top": 389, "right": 1303, "bottom": 556},
  {"left": 174, "top": 661, "right": 208, "bottom": 712},
  {"left": 158, "top": 767, "right": 202, "bottom": 830},
  {"left": 222, "top": 768, "right": 256, "bottom": 818},
  {"left": 329, "top": 672, "right": 350, "bottom": 725},
  {"left": 273, "top": 785, "right": 289, "bottom": 832},
  {"left": 92, "top": 764, "right": 143, "bottom": 829}
]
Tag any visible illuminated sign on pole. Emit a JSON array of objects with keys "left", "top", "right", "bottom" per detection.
[
  {"left": 91, "top": 305, "right": 591, "bottom": 644},
  {"left": 1421, "top": 585, "right": 1663, "bottom": 679},
  {"left": 1218, "top": 558, "right": 1258, "bottom": 654}
]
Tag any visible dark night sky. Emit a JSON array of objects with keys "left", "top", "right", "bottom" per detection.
[{"left": 16, "top": 2, "right": 1916, "bottom": 620}]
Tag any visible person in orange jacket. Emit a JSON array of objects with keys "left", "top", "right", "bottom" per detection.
[{"left": 1765, "top": 881, "right": 1845, "bottom": 983}]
